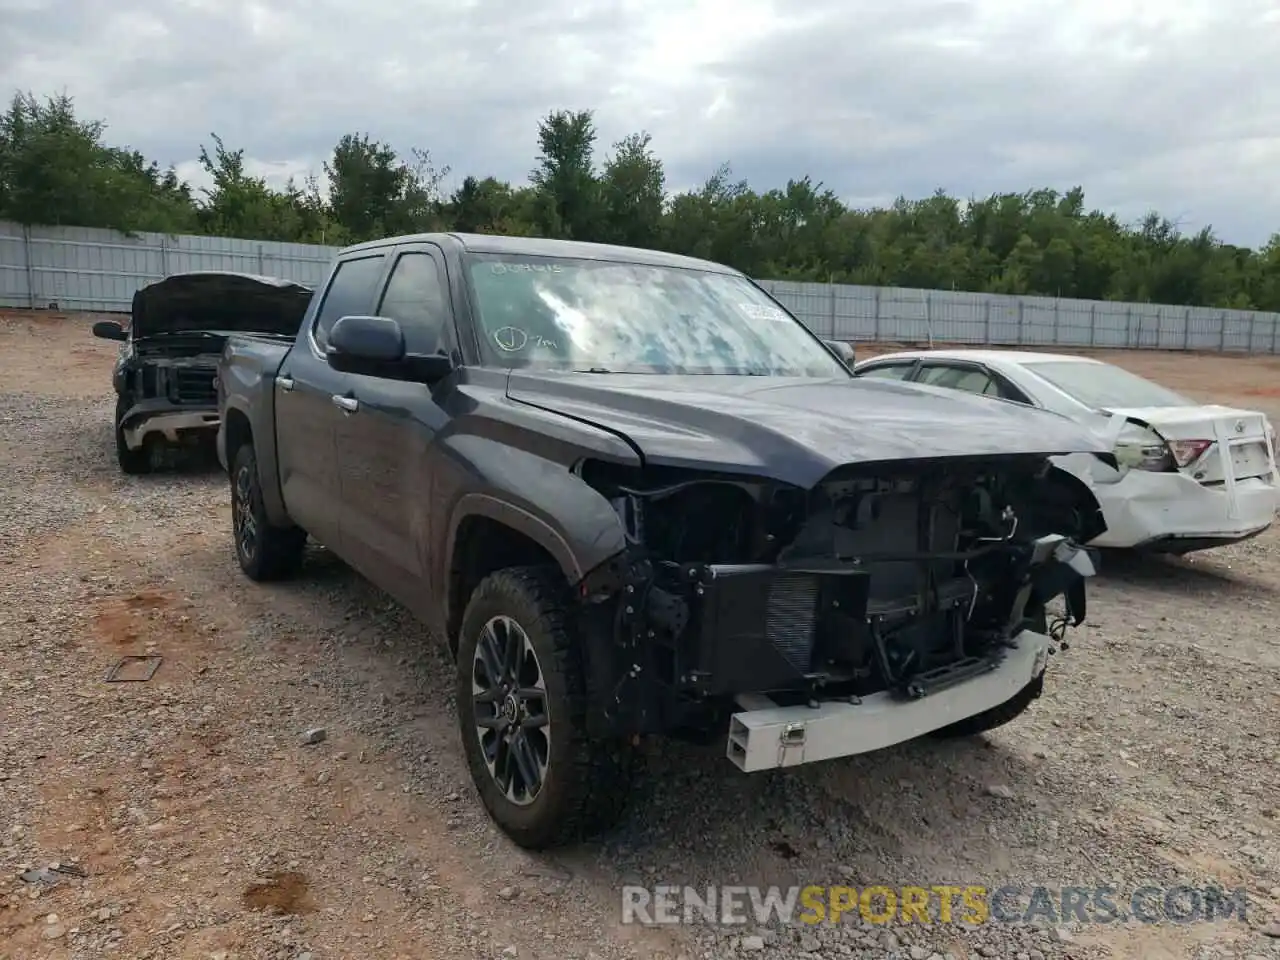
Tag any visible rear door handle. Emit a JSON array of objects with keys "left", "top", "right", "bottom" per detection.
[
  {"left": 331, "top": 395, "right": 359, "bottom": 414},
  {"left": 278, "top": 376, "right": 295, "bottom": 392}
]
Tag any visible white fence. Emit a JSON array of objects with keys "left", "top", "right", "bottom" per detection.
[
  {"left": 2, "top": 220, "right": 1278, "bottom": 353},
  {"left": 0, "top": 222, "right": 338, "bottom": 314}
]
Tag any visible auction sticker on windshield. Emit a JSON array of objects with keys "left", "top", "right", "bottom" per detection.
[
  {"left": 489, "top": 262, "right": 564, "bottom": 274},
  {"left": 738, "top": 302, "right": 790, "bottom": 322}
]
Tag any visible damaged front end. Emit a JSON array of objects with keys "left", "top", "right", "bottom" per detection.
[
  {"left": 114, "top": 339, "right": 225, "bottom": 451},
  {"left": 574, "top": 455, "right": 1104, "bottom": 761},
  {"left": 106, "top": 272, "right": 313, "bottom": 456}
]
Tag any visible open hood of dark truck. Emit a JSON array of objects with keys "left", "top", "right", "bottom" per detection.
[
  {"left": 130, "top": 271, "right": 313, "bottom": 340},
  {"left": 506, "top": 370, "right": 1117, "bottom": 489}
]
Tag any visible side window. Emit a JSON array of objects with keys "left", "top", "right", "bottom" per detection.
[
  {"left": 918, "top": 364, "right": 995, "bottom": 395},
  {"left": 856, "top": 363, "right": 914, "bottom": 380},
  {"left": 312, "top": 255, "right": 386, "bottom": 350},
  {"left": 990, "top": 374, "right": 1033, "bottom": 404},
  {"left": 377, "top": 252, "right": 450, "bottom": 354}
]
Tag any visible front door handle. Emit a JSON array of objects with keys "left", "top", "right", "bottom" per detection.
[
  {"left": 278, "top": 376, "right": 295, "bottom": 392},
  {"left": 331, "top": 395, "right": 359, "bottom": 414}
]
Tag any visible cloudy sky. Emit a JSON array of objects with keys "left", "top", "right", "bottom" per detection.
[{"left": 3, "top": 0, "right": 1279, "bottom": 246}]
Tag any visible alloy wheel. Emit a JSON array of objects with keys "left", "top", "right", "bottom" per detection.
[
  {"left": 471, "top": 615, "right": 551, "bottom": 805},
  {"left": 233, "top": 465, "right": 258, "bottom": 562}
]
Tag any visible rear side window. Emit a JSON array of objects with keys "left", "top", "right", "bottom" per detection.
[
  {"left": 857, "top": 363, "right": 915, "bottom": 380},
  {"left": 918, "top": 364, "right": 995, "bottom": 395},
  {"left": 312, "top": 255, "right": 386, "bottom": 349},
  {"left": 990, "top": 374, "right": 1033, "bottom": 404}
]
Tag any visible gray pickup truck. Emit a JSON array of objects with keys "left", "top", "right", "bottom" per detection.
[{"left": 216, "top": 232, "right": 1111, "bottom": 850}]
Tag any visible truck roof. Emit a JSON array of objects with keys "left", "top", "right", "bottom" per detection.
[{"left": 338, "top": 232, "right": 740, "bottom": 275}]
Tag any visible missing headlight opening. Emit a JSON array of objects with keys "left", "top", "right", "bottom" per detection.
[{"left": 574, "top": 456, "right": 1099, "bottom": 736}]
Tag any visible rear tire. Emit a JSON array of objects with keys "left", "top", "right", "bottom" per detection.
[
  {"left": 114, "top": 397, "right": 151, "bottom": 475},
  {"left": 928, "top": 673, "right": 1044, "bottom": 738},
  {"left": 230, "top": 443, "right": 306, "bottom": 581},
  {"left": 456, "top": 566, "right": 637, "bottom": 850}
]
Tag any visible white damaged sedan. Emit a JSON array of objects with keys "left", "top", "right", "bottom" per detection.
[{"left": 853, "top": 349, "right": 1279, "bottom": 554}]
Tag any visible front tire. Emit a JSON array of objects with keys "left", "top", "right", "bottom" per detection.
[
  {"left": 456, "top": 566, "right": 637, "bottom": 850},
  {"left": 230, "top": 443, "right": 306, "bottom": 581},
  {"left": 114, "top": 397, "right": 151, "bottom": 475},
  {"left": 928, "top": 673, "right": 1044, "bottom": 738}
]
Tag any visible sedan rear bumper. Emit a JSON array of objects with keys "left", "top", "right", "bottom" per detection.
[{"left": 1090, "top": 471, "right": 1277, "bottom": 550}]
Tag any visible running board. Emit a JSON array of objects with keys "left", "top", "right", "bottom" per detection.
[{"left": 725, "top": 631, "right": 1051, "bottom": 772}]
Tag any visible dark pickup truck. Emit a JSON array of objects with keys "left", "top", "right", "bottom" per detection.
[
  {"left": 93, "top": 271, "right": 312, "bottom": 473},
  {"left": 216, "top": 232, "right": 1111, "bottom": 850}
]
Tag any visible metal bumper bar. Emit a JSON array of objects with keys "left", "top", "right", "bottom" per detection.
[
  {"left": 122, "top": 411, "right": 220, "bottom": 450},
  {"left": 725, "top": 630, "right": 1052, "bottom": 772}
]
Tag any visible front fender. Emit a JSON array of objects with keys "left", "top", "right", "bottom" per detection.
[
  {"left": 447, "top": 493, "right": 598, "bottom": 583},
  {"left": 438, "top": 433, "right": 628, "bottom": 626},
  {"left": 111, "top": 349, "right": 133, "bottom": 398},
  {"left": 441, "top": 434, "right": 628, "bottom": 582}
]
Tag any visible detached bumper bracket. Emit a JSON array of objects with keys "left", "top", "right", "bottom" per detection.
[{"left": 900, "top": 653, "right": 1002, "bottom": 699}]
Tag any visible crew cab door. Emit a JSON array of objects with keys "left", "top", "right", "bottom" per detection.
[
  {"left": 275, "top": 252, "right": 389, "bottom": 551},
  {"left": 333, "top": 243, "right": 457, "bottom": 608}
]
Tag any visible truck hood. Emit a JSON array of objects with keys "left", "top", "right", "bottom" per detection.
[
  {"left": 506, "top": 370, "right": 1116, "bottom": 488},
  {"left": 130, "top": 271, "right": 313, "bottom": 340}
]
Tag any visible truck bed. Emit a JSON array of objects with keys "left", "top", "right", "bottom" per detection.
[{"left": 215, "top": 334, "right": 292, "bottom": 479}]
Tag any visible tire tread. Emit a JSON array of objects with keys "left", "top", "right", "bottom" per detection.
[
  {"left": 460, "top": 565, "right": 637, "bottom": 849},
  {"left": 929, "top": 674, "right": 1043, "bottom": 739},
  {"left": 232, "top": 443, "right": 306, "bottom": 582},
  {"left": 114, "top": 397, "right": 151, "bottom": 475}
]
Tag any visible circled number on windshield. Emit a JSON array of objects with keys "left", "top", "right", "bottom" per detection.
[{"left": 493, "top": 326, "right": 529, "bottom": 352}]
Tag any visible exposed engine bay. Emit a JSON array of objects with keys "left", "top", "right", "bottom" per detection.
[
  {"left": 576, "top": 456, "right": 1102, "bottom": 732},
  {"left": 125, "top": 338, "right": 224, "bottom": 406}
]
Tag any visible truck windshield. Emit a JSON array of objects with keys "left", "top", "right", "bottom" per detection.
[{"left": 463, "top": 253, "right": 849, "bottom": 377}]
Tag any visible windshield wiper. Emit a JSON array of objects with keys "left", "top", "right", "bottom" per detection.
[{"left": 575, "top": 367, "right": 615, "bottom": 374}]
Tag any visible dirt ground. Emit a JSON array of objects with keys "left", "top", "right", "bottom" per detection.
[{"left": 1, "top": 311, "right": 1278, "bottom": 960}]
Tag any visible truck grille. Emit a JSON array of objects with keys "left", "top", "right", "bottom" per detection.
[
  {"left": 765, "top": 573, "right": 819, "bottom": 672},
  {"left": 172, "top": 367, "right": 217, "bottom": 405}
]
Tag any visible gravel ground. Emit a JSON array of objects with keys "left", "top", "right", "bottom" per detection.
[{"left": 1, "top": 311, "right": 1279, "bottom": 960}]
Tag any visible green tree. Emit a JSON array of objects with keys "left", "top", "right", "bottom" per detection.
[
  {"left": 194, "top": 133, "right": 307, "bottom": 241},
  {"left": 529, "top": 109, "right": 600, "bottom": 240},
  {"left": 0, "top": 91, "right": 195, "bottom": 233},
  {"left": 325, "top": 135, "right": 450, "bottom": 242},
  {"left": 8, "top": 89, "right": 1280, "bottom": 315},
  {"left": 447, "top": 175, "right": 537, "bottom": 235},
  {"left": 598, "top": 131, "right": 665, "bottom": 249}
]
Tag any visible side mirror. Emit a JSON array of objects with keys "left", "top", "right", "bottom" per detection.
[
  {"left": 326, "top": 315, "right": 453, "bottom": 385},
  {"left": 93, "top": 320, "right": 127, "bottom": 341},
  {"left": 824, "top": 339, "right": 856, "bottom": 368}
]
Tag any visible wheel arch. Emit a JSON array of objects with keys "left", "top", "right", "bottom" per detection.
[
  {"left": 223, "top": 406, "right": 254, "bottom": 474},
  {"left": 444, "top": 495, "right": 604, "bottom": 656}
]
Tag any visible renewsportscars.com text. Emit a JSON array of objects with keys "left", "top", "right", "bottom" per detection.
[{"left": 621, "top": 884, "right": 1249, "bottom": 927}]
